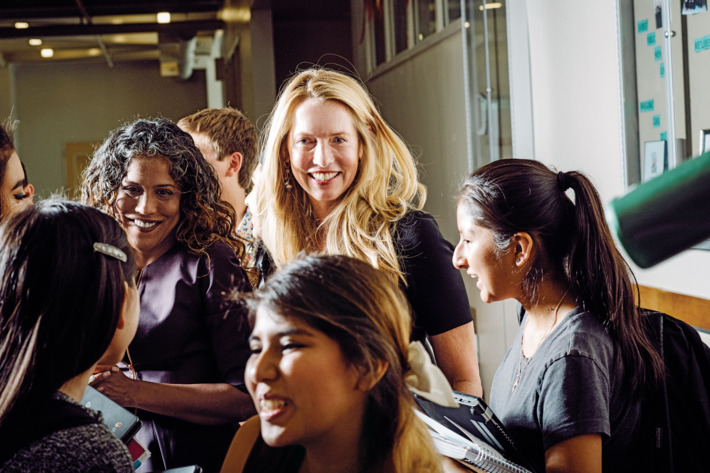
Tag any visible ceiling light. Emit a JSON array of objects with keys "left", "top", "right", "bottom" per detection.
[
  {"left": 157, "top": 12, "right": 171, "bottom": 24},
  {"left": 479, "top": 2, "right": 503, "bottom": 10},
  {"left": 29, "top": 39, "right": 42, "bottom": 46},
  {"left": 40, "top": 48, "right": 54, "bottom": 58},
  {"left": 88, "top": 48, "right": 101, "bottom": 56},
  {"left": 15, "top": 22, "right": 29, "bottom": 29}
]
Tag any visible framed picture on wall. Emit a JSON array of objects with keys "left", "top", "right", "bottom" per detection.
[
  {"left": 699, "top": 129, "right": 710, "bottom": 156},
  {"left": 643, "top": 140, "right": 667, "bottom": 182}
]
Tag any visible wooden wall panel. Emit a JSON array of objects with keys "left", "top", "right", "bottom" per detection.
[{"left": 638, "top": 285, "right": 710, "bottom": 331}]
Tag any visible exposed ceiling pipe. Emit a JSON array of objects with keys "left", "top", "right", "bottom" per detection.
[
  {"left": 73, "top": 0, "right": 113, "bottom": 67},
  {"left": 0, "top": 20, "right": 224, "bottom": 39}
]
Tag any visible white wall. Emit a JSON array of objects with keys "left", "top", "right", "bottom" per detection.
[{"left": 524, "top": 0, "right": 710, "bottom": 301}]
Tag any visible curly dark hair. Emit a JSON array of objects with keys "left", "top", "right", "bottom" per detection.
[{"left": 81, "top": 117, "right": 245, "bottom": 259}]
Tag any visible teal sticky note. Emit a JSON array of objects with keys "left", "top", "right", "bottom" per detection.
[
  {"left": 647, "top": 32, "right": 656, "bottom": 46},
  {"left": 660, "top": 131, "right": 667, "bottom": 141},
  {"left": 698, "top": 35, "right": 710, "bottom": 52},
  {"left": 638, "top": 19, "right": 648, "bottom": 33},
  {"left": 660, "top": 62, "right": 665, "bottom": 78},
  {"left": 653, "top": 115, "right": 661, "bottom": 128},
  {"left": 655, "top": 46, "right": 662, "bottom": 61},
  {"left": 640, "top": 100, "right": 654, "bottom": 112}
]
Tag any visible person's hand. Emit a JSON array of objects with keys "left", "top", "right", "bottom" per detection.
[{"left": 90, "top": 365, "right": 138, "bottom": 408}]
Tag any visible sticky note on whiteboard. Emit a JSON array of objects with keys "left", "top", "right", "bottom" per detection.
[
  {"left": 647, "top": 32, "right": 656, "bottom": 46},
  {"left": 638, "top": 19, "right": 648, "bottom": 33},
  {"left": 640, "top": 100, "right": 654, "bottom": 112}
]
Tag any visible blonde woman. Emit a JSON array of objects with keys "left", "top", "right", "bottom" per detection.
[
  {"left": 252, "top": 67, "right": 481, "bottom": 396},
  {"left": 222, "top": 255, "right": 448, "bottom": 473}
]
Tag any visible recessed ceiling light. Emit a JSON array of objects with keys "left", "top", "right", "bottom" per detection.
[
  {"left": 157, "top": 12, "right": 171, "bottom": 24},
  {"left": 29, "top": 38, "right": 42, "bottom": 46},
  {"left": 88, "top": 48, "right": 101, "bottom": 56},
  {"left": 15, "top": 22, "right": 29, "bottom": 29},
  {"left": 40, "top": 48, "right": 54, "bottom": 58},
  {"left": 479, "top": 2, "right": 503, "bottom": 10}
]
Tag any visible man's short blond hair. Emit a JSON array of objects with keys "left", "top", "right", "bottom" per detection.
[{"left": 178, "top": 107, "right": 258, "bottom": 191}]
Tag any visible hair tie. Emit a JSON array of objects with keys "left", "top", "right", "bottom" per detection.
[
  {"left": 93, "top": 242, "right": 127, "bottom": 262},
  {"left": 557, "top": 171, "right": 570, "bottom": 191},
  {"left": 404, "top": 341, "right": 458, "bottom": 408}
]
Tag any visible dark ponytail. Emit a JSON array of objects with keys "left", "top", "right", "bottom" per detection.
[{"left": 458, "top": 159, "right": 663, "bottom": 401}]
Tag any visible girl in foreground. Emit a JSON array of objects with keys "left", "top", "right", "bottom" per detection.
[
  {"left": 453, "top": 159, "right": 663, "bottom": 473},
  {"left": 0, "top": 200, "right": 138, "bottom": 472},
  {"left": 221, "top": 255, "right": 447, "bottom": 473}
]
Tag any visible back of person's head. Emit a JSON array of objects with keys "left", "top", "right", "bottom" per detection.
[
  {"left": 178, "top": 108, "right": 259, "bottom": 192},
  {"left": 0, "top": 200, "right": 136, "bottom": 424},
  {"left": 458, "top": 158, "right": 663, "bottom": 396},
  {"left": 82, "top": 117, "right": 240, "bottom": 255},
  {"left": 244, "top": 254, "right": 441, "bottom": 472}
]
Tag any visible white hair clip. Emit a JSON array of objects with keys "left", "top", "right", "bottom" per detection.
[{"left": 93, "top": 242, "right": 127, "bottom": 263}]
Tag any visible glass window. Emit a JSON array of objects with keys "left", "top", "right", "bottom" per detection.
[
  {"left": 394, "top": 0, "right": 409, "bottom": 54},
  {"left": 417, "top": 0, "right": 437, "bottom": 42}
]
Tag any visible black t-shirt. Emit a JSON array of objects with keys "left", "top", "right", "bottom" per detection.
[{"left": 394, "top": 210, "right": 473, "bottom": 342}]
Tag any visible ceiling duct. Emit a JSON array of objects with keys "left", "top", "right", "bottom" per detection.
[{"left": 158, "top": 32, "right": 196, "bottom": 79}]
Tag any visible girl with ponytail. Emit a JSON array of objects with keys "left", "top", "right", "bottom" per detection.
[{"left": 453, "top": 159, "right": 663, "bottom": 473}]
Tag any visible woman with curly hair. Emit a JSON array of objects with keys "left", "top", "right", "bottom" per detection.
[
  {"left": 252, "top": 67, "right": 482, "bottom": 395},
  {"left": 82, "top": 117, "right": 254, "bottom": 472}
]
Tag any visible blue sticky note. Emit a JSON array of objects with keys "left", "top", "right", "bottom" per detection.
[
  {"left": 638, "top": 19, "right": 648, "bottom": 33},
  {"left": 653, "top": 115, "right": 661, "bottom": 128},
  {"left": 660, "top": 62, "right": 665, "bottom": 78},
  {"left": 640, "top": 100, "right": 654, "bottom": 112},
  {"left": 647, "top": 32, "right": 656, "bottom": 46},
  {"left": 660, "top": 131, "right": 667, "bottom": 141},
  {"left": 655, "top": 46, "right": 662, "bottom": 61}
]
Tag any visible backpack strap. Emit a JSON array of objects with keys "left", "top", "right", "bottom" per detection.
[{"left": 0, "top": 396, "right": 98, "bottom": 465}]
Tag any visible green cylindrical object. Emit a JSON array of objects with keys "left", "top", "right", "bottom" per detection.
[{"left": 607, "top": 151, "right": 710, "bottom": 268}]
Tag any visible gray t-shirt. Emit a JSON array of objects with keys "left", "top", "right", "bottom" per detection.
[{"left": 489, "top": 306, "right": 640, "bottom": 473}]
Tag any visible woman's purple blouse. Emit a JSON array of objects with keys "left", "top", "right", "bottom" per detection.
[{"left": 129, "top": 240, "right": 251, "bottom": 471}]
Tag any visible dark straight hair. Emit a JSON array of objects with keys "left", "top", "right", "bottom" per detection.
[
  {"left": 0, "top": 200, "right": 136, "bottom": 425},
  {"left": 458, "top": 159, "right": 664, "bottom": 400}
]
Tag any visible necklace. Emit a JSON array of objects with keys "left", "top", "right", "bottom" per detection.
[{"left": 512, "top": 287, "right": 570, "bottom": 392}]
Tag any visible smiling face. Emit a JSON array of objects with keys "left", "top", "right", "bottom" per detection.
[
  {"left": 246, "top": 307, "right": 368, "bottom": 454},
  {"left": 288, "top": 99, "right": 360, "bottom": 220},
  {"left": 115, "top": 156, "right": 181, "bottom": 267},
  {"left": 1, "top": 152, "right": 34, "bottom": 218},
  {"left": 453, "top": 203, "right": 518, "bottom": 303}
]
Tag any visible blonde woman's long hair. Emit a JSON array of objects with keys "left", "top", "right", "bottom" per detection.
[
  {"left": 242, "top": 255, "right": 443, "bottom": 473},
  {"left": 255, "top": 67, "right": 426, "bottom": 283}
]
